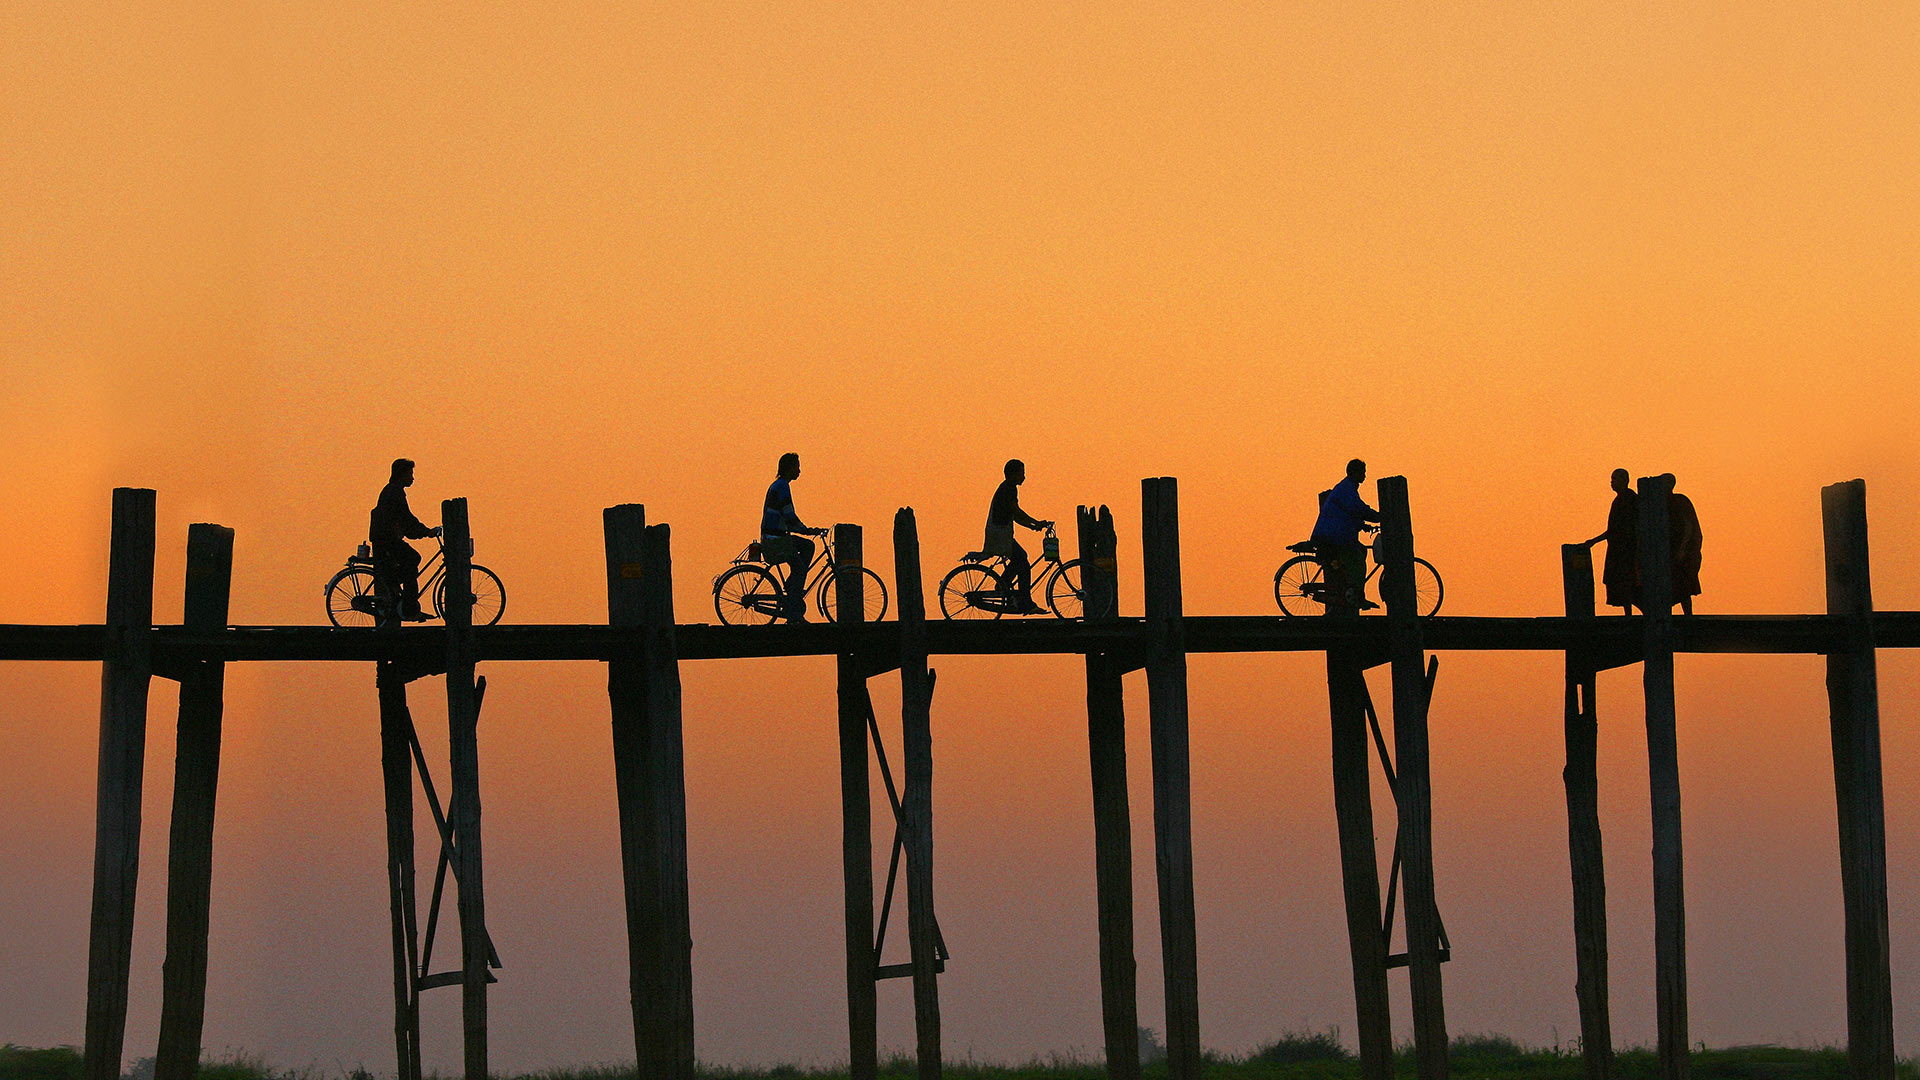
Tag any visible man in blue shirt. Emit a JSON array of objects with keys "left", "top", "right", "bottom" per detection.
[
  {"left": 1310, "top": 458, "right": 1382, "bottom": 612},
  {"left": 763, "top": 452, "right": 826, "bottom": 621}
]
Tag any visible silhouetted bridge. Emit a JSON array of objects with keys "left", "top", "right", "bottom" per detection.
[{"left": 1, "top": 476, "right": 1905, "bottom": 1080}]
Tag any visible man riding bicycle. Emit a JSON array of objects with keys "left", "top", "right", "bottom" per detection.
[
  {"left": 1310, "top": 458, "right": 1382, "bottom": 613},
  {"left": 984, "top": 458, "right": 1053, "bottom": 615},
  {"left": 763, "top": 452, "right": 827, "bottom": 621},
  {"left": 370, "top": 457, "right": 442, "bottom": 622}
]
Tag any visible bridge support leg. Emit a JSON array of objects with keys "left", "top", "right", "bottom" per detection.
[
  {"left": 834, "top": 524, "right": 879, "bottom": 1080},
  {"left": 1141, "top": 479, "right": 1200, "bottom": 1080},
  {"left": 377, "top": 663, "right": 424, "bottom": 1080},
  {"left": 894, "top": 509, "right": 943, "bottom": 1080},
  {"left": 1635, "top": 476, "right": 1688, "bottom": 1080},
  {"left": 1327, "top": 653, "right": 1391, "bottom": 1080},
  {"left": 1559, "top": 545, "right": 1613, "bottom": 1080},
  {"left": 1377, "top": 478, "right": 1448, "bottom": 1079},
  {"left": 84, "top": 487, "right": 157, "bottom": 1080},
  {"left": 155, "top": 524, "right": 236, "bottom": 1080},
  {"left": 1821, "top": 480, "right": 1895, "bottom": 1079},
  {"left": 1078, "top": 505, "right": 1139, "bottom": 1080},
  {"left": 606, "top": 505, "right": 696, "bottom": 1080},
  {"left": 441, "top": 500, "right": 490, "bottom": 1080}
]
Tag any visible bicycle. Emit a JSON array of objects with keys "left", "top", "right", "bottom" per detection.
[
  {"left": 712, "top": 529, "right": 889, "bottom": 625},
  {"left": 1272, "top": 537, "right": 1442, "bottom": 617},
  {"left": 938, "top": 524, "right": 1109, "bottom": 620},
  {"left": 325, "top": 535, "right": 507, "bottom": 628}
]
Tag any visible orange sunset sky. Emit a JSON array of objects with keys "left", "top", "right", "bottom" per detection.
[{"left": 3, "top": 0, "right": 1919, "bottom": 1070}]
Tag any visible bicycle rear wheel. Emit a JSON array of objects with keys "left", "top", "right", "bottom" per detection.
[
  {"left": 434, "top": 566, "right": 506, "bottom": 626},
  {"left": 1274, "top": 556, "right": 1327, "bottom": 617},
  {"left": 714, "top": 565, "right": 783, "bottom": 626},
  {"left": 817, "top": 567, "right": 889, "bottom": 623},
  {"left": 939, "top": 563, "right": 1004, "bottom": 620},
  {"left": 326, "top": 566, "right": 381, "bottom": 628}
]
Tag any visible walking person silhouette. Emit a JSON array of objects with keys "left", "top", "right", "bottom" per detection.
[
  {"left": 370, "top": 458, "right": 441, "bottom": 621},
  {"left": 1584, "top": 468, "right": 1638, "bottom": 614},
  {"left": 1664, "top": 473, "right": 1703, "bottom": 615},
  {"left": 984, "top": 459, "right": 1053, "bottom": 614}
]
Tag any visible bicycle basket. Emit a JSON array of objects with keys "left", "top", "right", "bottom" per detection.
[{"left": 1042, "top": 533, "right": 1061, "bottom": 561}]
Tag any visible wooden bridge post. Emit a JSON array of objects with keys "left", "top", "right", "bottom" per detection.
[
  {"left": 84, "top": 487, "right": 157, "bottom": 1080},
  {"left": 1140, "top": 478, "right": 1200, "bottom": 1080},
  {"left": 155, "top": 524, "right": 235, "bottom": 1080},
  {"left": 1376, "top": 478, "right": 1447, "bottom": 1079},
  {"left": 893, "top": 509, "right": 943, "bottom": 1080},
  {"left": 1634, "top": 475, "right": 1688, "bottom": 1080},
  {"left": 1327, "top": 642, "right": 1392, "bottom": 1080},
  {"left": 377, "top": 662, "right": 424, "bottom": 1080},
  {"left": 1559, "top": 544, "right": 1613, "bottom": 1080},
  {"left": 1820, "top": 480, "right": 1895, "bottom": 1078},
  {"left": 441, "top": 499, "right": 490, "bottom": 1080},
  {"left": 606, "top": 505, "right": 696, "bottom": 1080},
  {"left": 834, "top": 523, "right": 879, "bottom": 1080},
  {"left": 1078, "top": 505, "right": 1139, "bottom": 1080}
]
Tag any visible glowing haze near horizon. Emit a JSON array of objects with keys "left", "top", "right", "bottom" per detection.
[{"left": 4, "top": 0, "right": 1919, "bottom": 1070}]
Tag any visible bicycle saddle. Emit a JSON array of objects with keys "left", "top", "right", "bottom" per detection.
[{"left": 1286, "top": 541, "right": 1320, "bottom": 554}]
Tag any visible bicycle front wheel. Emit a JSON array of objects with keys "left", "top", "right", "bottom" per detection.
[
  {"left": 1046, "top": 559, "right": 1090, "bottom": 620},
  {"left": 1274, "top": 556, "right": 1327, "bottom": 617},
  {"left": 431, "top": 565, "right": 506, "bottom": 626},
  {"left": 938, "top": 563, "right": 1004, "bottom": 620},
  {"left": 1412, "top": 557, "right": 1443, "bottom": 617},
  {"left": 714, "top": 565, "right": 782, "bottom": 626},
  {"left": 326, "top": 566, "right": 380, "bottom": 628},
  {"left": 817, "top": 567, "right": 889, "bottom": 623}
]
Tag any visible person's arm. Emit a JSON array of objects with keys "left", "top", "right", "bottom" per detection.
[
  {"left": 1013, "top": 505, "right": 1047, "bottom": 530},
  {"left": 1332, "top": 485, "right": 1381, "bottom": 527}
]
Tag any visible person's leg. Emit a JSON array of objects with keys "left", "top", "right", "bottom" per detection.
[
  {"left": 1008, "top": 541, "right": 1033, "bottom": 609},
  {"left": 398, "top": 546, "right": 424, "bottom": 617},
  {"left": 787, "top": 535, "right": 815, "bottom": 619}
]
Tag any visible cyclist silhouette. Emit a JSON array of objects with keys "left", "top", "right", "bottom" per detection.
[
  {"left": 984, "top": 459, "right": 1053, "bottom": 614},
  {"left": 370, "top": 458, "right": 441, "bottom": 622},
  {"left": 763, "top": 452, "right": 827, "bottom": 621},
  {"left": 1310, "top": 458, "right": 1382, "bottom": 613}
]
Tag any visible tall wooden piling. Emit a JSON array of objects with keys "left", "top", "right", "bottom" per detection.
[
  {"left": 1140, "top": 478, "right": 1200, "bottom": 1080},
  {"left": 377, "top": 662, "right": 424, "bottom": 1080},
  {"left": 894, "top": 509, "right": 943, "bottom": 1080},
  {"left": 1820, "top": 480, "right": 1895, "bottom": 1078},
  {"left": 1559, "top": 545, "right": 1613, "bottom": 1080},
  {"left": 1634, "top": 475, "right": 1687, "bottom": 1080},
  {"left": 442, "top": 499, "right": 490, "bottom": 1080},
  {"left": 1376, "top": 477, "right": 1447, "bottom": 1079},
  {"left": 1327, "top": 645, "right": 1392, "bottom": 1080},
  {"left": 1078, "top": 505, "right": 1139, "bottom": 1080},
  {"left": 607, "top": 505, "right": 696, "bottom": 1080},
  {"left": 85, "top": 487, "right": 158, "bottom": 1080},
  {"left": 155, "top": 524, "right": 236, "bottom": 1080},
  {"left": 834, "top": 523, "right": 879, "bottom": 1080}
]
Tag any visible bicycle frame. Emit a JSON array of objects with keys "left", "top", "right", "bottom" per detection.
[{"left": 958, "top": 529, "right": 1064, "bottom": 613}]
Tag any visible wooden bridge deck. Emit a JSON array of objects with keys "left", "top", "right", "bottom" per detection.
[{"left": 6, "top": 611, "right": 1919, "bottom": 665}]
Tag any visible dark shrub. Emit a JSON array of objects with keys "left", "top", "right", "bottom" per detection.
[{"left": 1250, "top": 1029, "right": 1351, "bottom": 1065}]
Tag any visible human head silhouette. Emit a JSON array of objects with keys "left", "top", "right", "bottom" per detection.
[
  {"left": 1347, "top": 458, "right": 1366, "bottom": 484},
  {"left": 391, "top": 458, "right": 415, "bottom": 487},
  {"left": 1005, "top": 458, "right": 1026, "bottom": 485},
  {"left": 1611, "top": 468, "right": 1630, "bottom": 494},
  {"left": 778, "top": 452, "right": 800, "bottom": 481}
]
